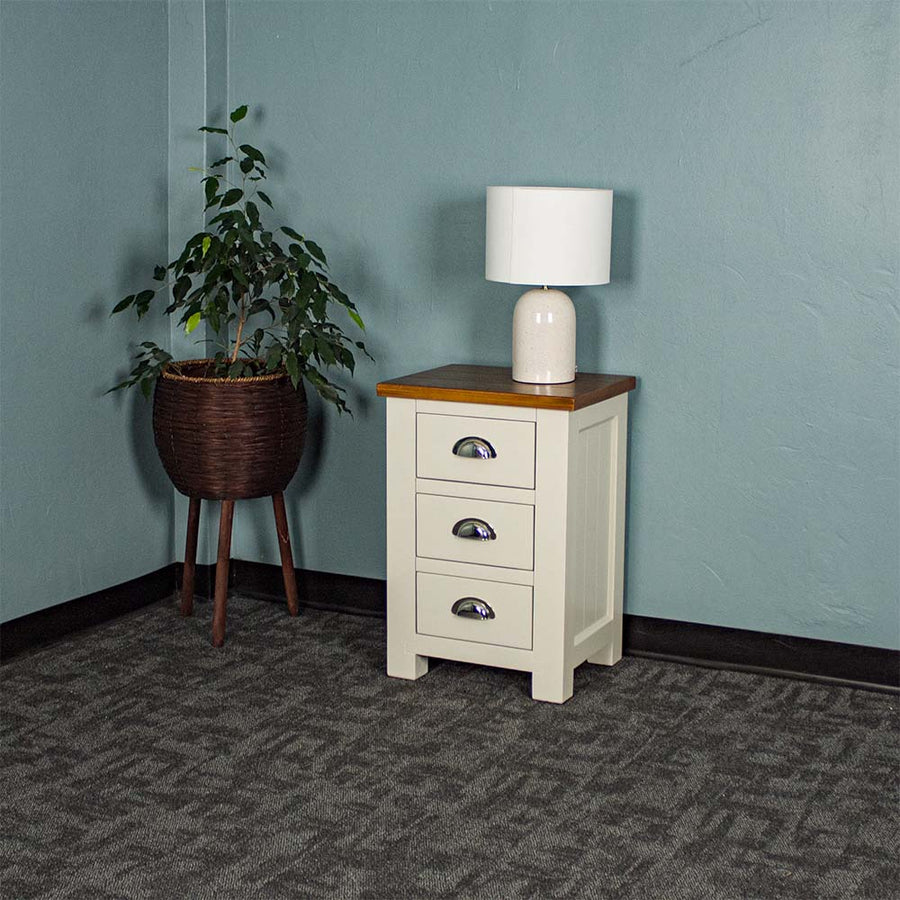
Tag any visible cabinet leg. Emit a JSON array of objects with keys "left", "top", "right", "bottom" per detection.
[
  {"left": 181, "top": 496, "right": 201, "bottom": 617},
  {"left": 212, "top": 499, "right": 234, "bottom": 648},
  {"left": 587, "top": 623, "right": 623, "bottom": 667},
  {"left": 587, "top": 640, "right": 622, "bottom": 667},
  {"left": 531, "top": 667, "right": 574, "bottom": 704},
  {"left": 271, "top": 492, "right": 299, "bottom": 617},
  {"left": 387, "top": 646, "right": 429, "bottom": 681}
]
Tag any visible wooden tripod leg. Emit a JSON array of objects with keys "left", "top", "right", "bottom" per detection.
[
  {"left": 212, "top": 499, "right": 235, "bottom": 647},
  {"left": 272, "top": 492, "right": 299, "bottom": 616},
  {"left": 181, "top": 497, "right": 202, "bottom": 617}
]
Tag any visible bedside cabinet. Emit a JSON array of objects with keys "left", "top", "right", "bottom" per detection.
[{"left": 376, "top": 365, "right": 636, "bottom": 703}]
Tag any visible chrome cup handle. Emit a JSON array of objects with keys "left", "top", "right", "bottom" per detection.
[
  {"left": 451, "top": 597, "right": 496, "bottom": 620},
  {"left": 452, "top": 436, "right": 497, "bottom": 460},
  {"left": 451, "top": 518, "right": 497, "bottom": 541}
]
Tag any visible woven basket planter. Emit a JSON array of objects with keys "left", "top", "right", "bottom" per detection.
[{"left": 153, "top": 359, "right": 307, "bottom": 500}]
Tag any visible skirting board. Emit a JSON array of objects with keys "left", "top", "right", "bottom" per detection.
[
  {"left": 2, "top": 562, "right": 897, "bottom": 693},
  {"left": 0, "top": 565, "right": 175, "bottom": 662}
]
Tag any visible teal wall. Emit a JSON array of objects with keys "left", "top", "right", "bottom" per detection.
[
  {"left": 226, "top": 0, "right": 899, "bottom": 648},
  {"left": 2, "top": 1, "right": 897, "bottom": 651},
  {"left": 0, "top": 1, "right": 172, "bottom": 621}
]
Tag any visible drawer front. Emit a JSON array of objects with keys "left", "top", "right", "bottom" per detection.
[
  {"left": 417, "top": 414, "right": 535, "bottom": 489},
  {"left": 416, "top": 493, "right": 534, "bottom": 570},
  {"left": 416, "top": 572, "right": 533, "bottom": 650}
]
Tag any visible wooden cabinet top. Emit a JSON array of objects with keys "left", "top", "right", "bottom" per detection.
[{"left": 376, "top": 365, "right": 636, "bottom": 412}]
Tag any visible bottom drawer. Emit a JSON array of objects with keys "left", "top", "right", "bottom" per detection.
[{"left": 416, "top": 572, "right": 533, "bottom": 650}]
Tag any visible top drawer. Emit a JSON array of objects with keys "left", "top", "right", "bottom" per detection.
[{"left": 416, "top": 413, "right": 536, "bottom": 489}]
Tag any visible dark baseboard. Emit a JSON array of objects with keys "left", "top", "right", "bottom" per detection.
[
  {"left": 0, "top": 565, "right": 177, "bottom": 663},
  {"left": 0, "top": 560, "right": 385, "bottom": 664},
  {"left": 228, "top": 559, "right": 386, "bottom": 618},
  {"left": 169, "top": 560, "right": 385, "bottom": 617},
  {"left": 624, "top": 615, "right": 899, "bottom": 693},
  {"left": 2, "top": 562, "right": 897, "bottom": 692}
]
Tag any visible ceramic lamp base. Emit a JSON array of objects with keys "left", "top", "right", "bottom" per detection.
[{"left": 512, "top": 288, "right": 576, "bottom": 384}]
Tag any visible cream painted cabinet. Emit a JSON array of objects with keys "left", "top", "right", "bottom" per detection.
[{"left": 376, "top": 365, "right": 636, "bottom": 703}]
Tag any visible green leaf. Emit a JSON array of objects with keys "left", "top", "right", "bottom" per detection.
[
  {"left": 265, "top": 345, "right": 282, "bottom": 371},
  {"left": 299, "top": 270, "right": 317, "bottom": 300},
  {"left": 201, "top": 236, "right": 211, "bottom": 258},
  {"left": 285, "top": 352, "right": 300, "bottom": 387},
  {"left": 205, "top": 177, "right": 219, "bottom": 204},
  {"left": 230, "top": 104, "right": 248, "bottom": 123},
  {"left": 281, "top": 226, "right": 303, "bottom": 242},
  {"left": 185, "top": 311, "right": 202, "bottom": 334},
  {"left": 228, "top": 360, "right": 244, "bottom": 378},
  {"left": 111, "top": 295, "right": 135, "bottom": 314},
  {"left": 239, "top": 144, "right": 266, "bottom": 164},
  {"left": 305, "top": 240, "right": 327, "bottom": 266},
  {"left": 240, "top": 156, "right": 254, "bottom": 174},
  {"left": 231, "top": 266, "right": 249, "bottom": 288},
  {"left": 140, "top": 378, "right": 153, "bottom": 399},
  {"left": 327, "top": 282, "right": 351, "bottom": 305},
  {"left": 173, "top": 277, "right": 191, "bottom": 304},
  {"left": 348, "top": 308, "right": 365, "bottom": 331},
  {"left": 153, "top": 265, "right": 166, "bottom": 281},
  {"left": 210, "top": 156, "right": 233, "bottom": 168},
  {"left": 220, "top": 188, "right": 243, "bottom": 207},
  {"left": 199, "top": 126, "right": 228, "bottom": 135},
  {"left": 135, "top": 289, "right": 155, "bottom": 318},
  {"left": 257, "top": 190, "right": 272, "bottom": 208}
]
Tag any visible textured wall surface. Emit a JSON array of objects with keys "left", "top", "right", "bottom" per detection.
[
  {"left": 0, "top": 1, "right": 172, "bottom": 621},
  {"left": 226, "top": 0, "right": 898, "bottom": 648},
  {"left": 2, "top": 1, "right": 896, "bottom": 649}
]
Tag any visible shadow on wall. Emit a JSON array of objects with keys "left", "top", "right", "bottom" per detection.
[
  {"left": 431, "top": 198, "right": 485, "bottom": 282},
  {"left": 235, "top": 386, "right": 326, "bottom": 569},
  {"left": 611, "top": 191, "right": 637, "bottom": 285},
  {"left": 577, "top": 190, "right": 639, "bottom": 370},
  {"left": 91, "top": 219, "right": 175, "bottom": 552},
  {"left": 128, "top": 390, "right": 175, "bottom": 556},
  {"left": 432, "top": 196, "right": 511, "bottom": 364}
]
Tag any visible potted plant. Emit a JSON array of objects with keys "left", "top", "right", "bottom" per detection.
[{"left": 111, "top": 104, "right": 370, "bottom": 645}]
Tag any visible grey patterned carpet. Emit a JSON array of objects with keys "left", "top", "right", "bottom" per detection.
[{"left": 1, "top": 597, "right": 898, "bottom": 900}]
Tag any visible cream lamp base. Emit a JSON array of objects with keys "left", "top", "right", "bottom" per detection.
[{"left": 512, "top": 288, "right": 576, "bottom": 384}]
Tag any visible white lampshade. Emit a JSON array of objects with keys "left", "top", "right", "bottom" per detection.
[{"left": 485, "top": 186, "right": 613, "bottom": 287}]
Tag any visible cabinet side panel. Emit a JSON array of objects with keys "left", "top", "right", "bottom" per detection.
[
  {"left": 572, "top": 416, "right": 613, "bottom": 639},
  {"left": 532, "top": 409, "right": 572, "bottom": 700},
  {"left": 570, "top": 394, "right": 628, "bottom": 657},
  {"left": 385, "top": 398, "right": 427, "bottom": 679},
  {"left": 608, "top": 394, "right": 629, "bottom": 663}
]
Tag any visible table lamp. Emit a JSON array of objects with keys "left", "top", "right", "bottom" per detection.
[{"left": 485, "top": 185, "right": 613, "bottom": 384}]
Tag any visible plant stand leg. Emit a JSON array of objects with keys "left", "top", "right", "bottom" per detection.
[
  {"left": 181, "top": 497, "right": 202, "bottom": 617},
  {"left": 272, "top": 492, "right": 299, "bottom": 616},
  {"left": 212, "top": 499, "right": 234, "bottom": 648}
]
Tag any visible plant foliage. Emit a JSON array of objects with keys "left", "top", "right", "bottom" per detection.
[{"left": 111, "top": 104, "right": 370, "bottom": 413}]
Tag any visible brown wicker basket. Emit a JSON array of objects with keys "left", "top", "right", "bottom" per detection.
[{"left": 153, "top": 359, "right": 307, "bottom": 500}]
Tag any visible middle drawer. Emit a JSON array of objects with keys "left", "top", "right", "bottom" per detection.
[{"left": 416, "top": 493, "right": 534, "bottom": 570}]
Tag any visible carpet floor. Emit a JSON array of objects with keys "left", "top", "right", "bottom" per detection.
[{"left": 1, "top": 597, "right": 898, "bottom": 899}]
